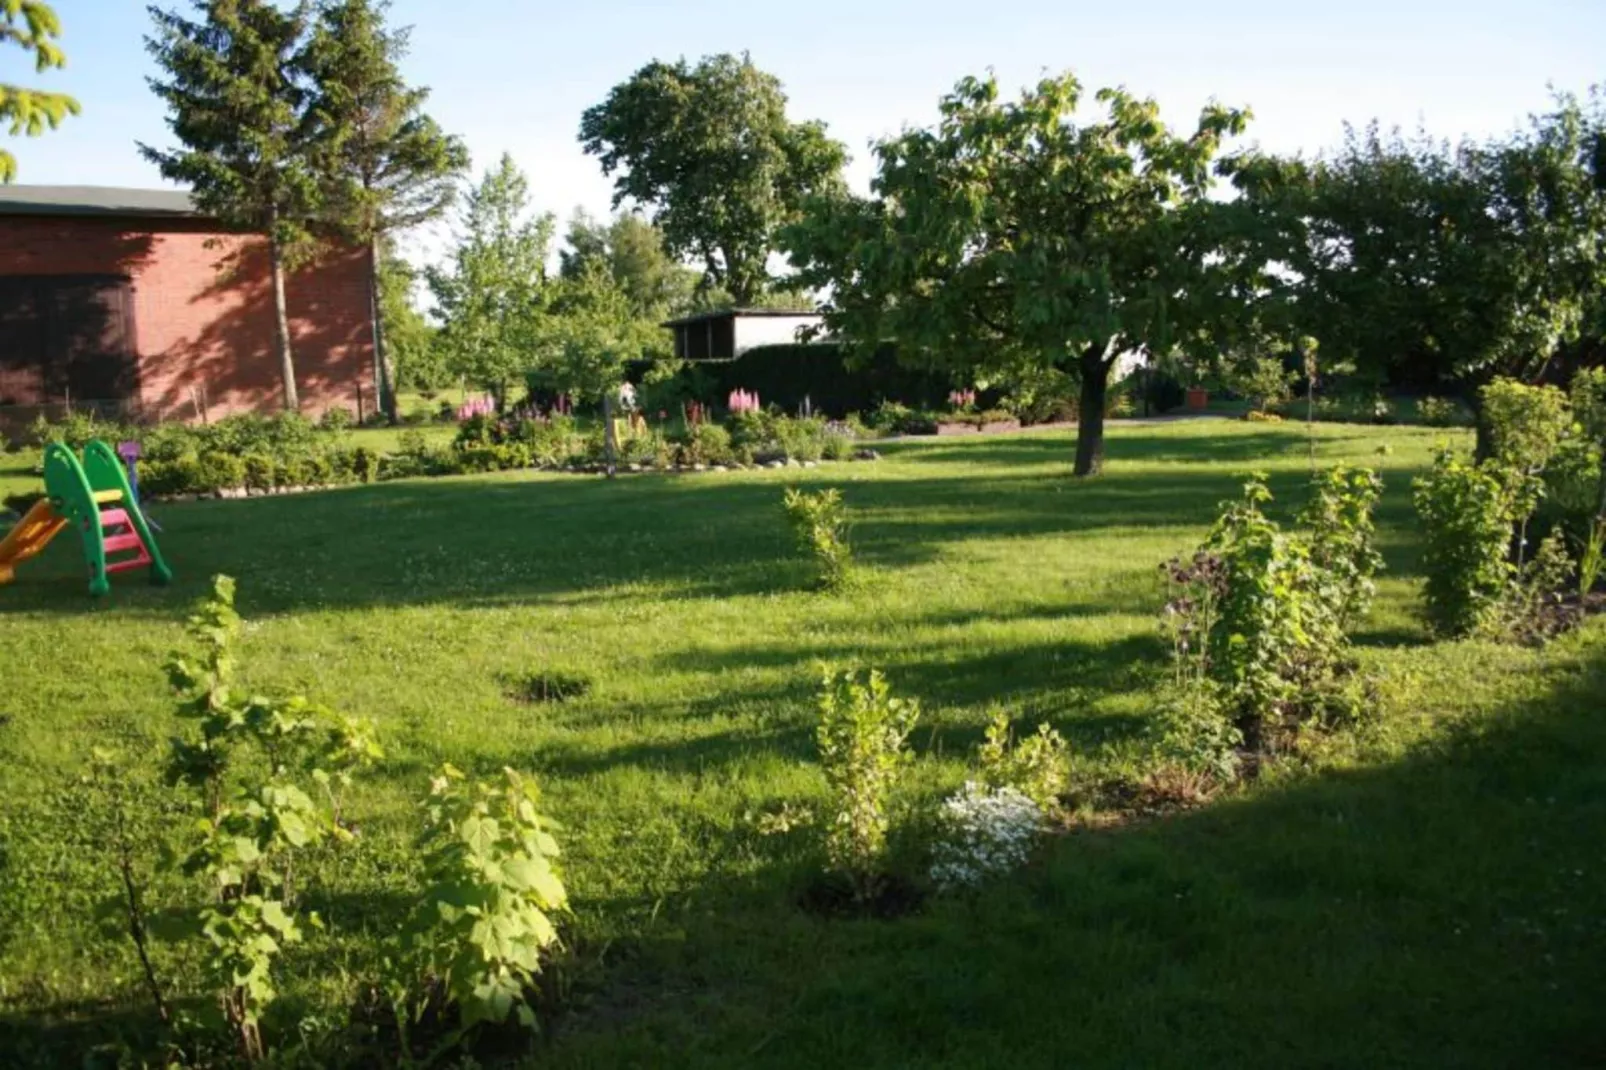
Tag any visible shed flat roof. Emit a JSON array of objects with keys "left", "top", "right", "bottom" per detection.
[
  {"left": 661, "top": 307, "right": 819, "bottom": 328},
  {"left": 0, "top": 185, "right": 200, "bottom": 218}
]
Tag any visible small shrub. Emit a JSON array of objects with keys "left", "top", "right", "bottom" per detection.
[
  {"left": 1300, "top": 466, "right": 1385, "bottom": 631},
  {"left": 822, "top": 432, "right": 855, "bottom": 461},
  {"left": 1500, "top": 529, "right": 1576, "bottom": 643},
  {"left": 353, "top": 446, "right": 380, "bottom": 483},
  {"left": 928, "top": 783, "right": 1042, "bottom": 892},
  {"left": 241, "top": 452, "right": 275, "bottom": 492},
  {"left": 816, "top": 668, "right": 920, "bottom": 901},
  {"left": 975, "top": 707, "right": 1069, "bottom": 814},
  {"left": 399, "top": 764, "right": 566, "bottom": 1039},
  {"left": 166, "top": 576, "right": 382, "bottom": 1060},
  {"left": 199, "top": 451, "right": 246, "bottom": 493},
  {"left": 783, "top": 487, "right": 854, "bottom": 590},
  {"left": 1418, "top": 396, "right": 1463, "bottom": 427},
  {"left": 318, "top": 407, "right": 354, "bottom": 432},
  {"left": 1228, "top": 356, "right": 1294, "bottom": 413},
  {"left": 774, "top": 415, "right": 826, "bottom": 461},
  {"left": 676, "top": 422, "right": 734, "bottom": 466},
  {"left": 1156, "top": 552, "right": 1242, "bottom": 783},
  {"left": 1413, "top": 449, "right": 1514, "bottom": 637},
  {"left": 1482, "top": 378, "right": 1571, "bottom": 482}
]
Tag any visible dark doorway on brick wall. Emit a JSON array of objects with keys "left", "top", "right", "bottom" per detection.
[{"left": 0, "top": 274, "right": 138, "bottom": 410}]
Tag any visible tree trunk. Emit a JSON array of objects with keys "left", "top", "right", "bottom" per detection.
[
  {"left": 602, "top": 391, "right": 618, "bottom": 479},
  {"left": 1074, "top": 345, "right": 1112, "bottom": 477},
  {"left": 268, "top": 224, "right": 299, "bottom": 412},
  {"left": 367, "top": 235, "right": 396, "bottom": 423}
]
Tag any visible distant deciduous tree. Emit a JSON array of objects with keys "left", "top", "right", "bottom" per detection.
[
  {"left": 786, "top": 72, "right": 1249, "bottom": 476},
  {"left": 579, "top": 53, "right": 846, "bottom": 306},
  {"left": 0, "top": 0, "right": 79, "bottom": 182},
  {"left": 427, "top": 154, "right": 554, "bottom": 408}
]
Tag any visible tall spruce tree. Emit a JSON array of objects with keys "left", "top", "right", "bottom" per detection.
[
  {"left": 143, "top": 0, "right": 317, "bottom": 411},
  {"left": 301, "top": 0, "right": 468, "bottom": 421},
  {"left": 1, "top": 1, "right": 80, "bottom": 181}
]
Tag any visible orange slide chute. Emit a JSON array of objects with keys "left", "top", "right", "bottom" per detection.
[{"left": 0, "top": 500, "right": 66, "bottom": 585}]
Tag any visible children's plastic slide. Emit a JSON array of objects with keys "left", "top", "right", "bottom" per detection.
[{"left": 0, "top": 440, "right": 172, "bottom": 596}]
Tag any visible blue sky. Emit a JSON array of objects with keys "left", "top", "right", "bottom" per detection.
[{"left": 11, "top": 0, "right": 1604, "bottom": 259}]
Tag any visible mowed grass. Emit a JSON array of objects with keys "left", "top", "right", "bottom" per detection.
[{"left": 2, "top": 420, "right": 1604, "bottom": 1067}]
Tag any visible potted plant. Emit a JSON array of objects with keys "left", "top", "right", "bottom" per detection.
[{"left": 1185, "top": 384, "right": 1209, "bottom": 411}]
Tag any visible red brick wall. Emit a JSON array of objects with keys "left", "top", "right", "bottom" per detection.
[{"left": 0, "top": 215, "right": 374, "bottom": 422}]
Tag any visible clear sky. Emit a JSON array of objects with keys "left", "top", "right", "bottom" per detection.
[{"left": 10, "top": 0, "right": 1604, "bottom": 259}]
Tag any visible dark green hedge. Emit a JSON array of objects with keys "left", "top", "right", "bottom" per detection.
[{"left": 670, "top": 343, "right": 955, "bottom": 417}]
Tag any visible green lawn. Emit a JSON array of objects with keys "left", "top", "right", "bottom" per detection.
[{"left": 2, "top": 420, "right": 1602, "bottom": 1067}]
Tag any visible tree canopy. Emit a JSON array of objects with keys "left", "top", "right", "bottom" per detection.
[
  {"left": 579, "top": 53, "right": 846, "bottom": 306},
  {"left": 786, "top": 71, "right": 1249, "bottom": 475},
  {"left": 1223, "top": 91, "right": 1606, "bottom": 398},
  {"left": 427, "top": 154, "right": 555, "bottom": 407},
  {"left": 300, "top": 0, "right": 469, "bottom": 418},
  {"left": 143, "top": 0, "right": 319, "bottom": 411}
]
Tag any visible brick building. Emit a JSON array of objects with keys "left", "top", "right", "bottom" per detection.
[{"left": 0, "top": 185, "right": 375, "bottom": 428}]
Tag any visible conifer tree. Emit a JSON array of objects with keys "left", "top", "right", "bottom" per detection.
[
  {"left": 1, "top": 1, "right": 80, "bottom": 181},
  {"left": 301, "top": 0, "right": 467, "bottom": 420},
  {"left": 143, "top": 0, "right": 318, "bottom": 411}
]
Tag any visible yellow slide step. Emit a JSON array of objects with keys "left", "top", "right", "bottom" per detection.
[{"left": 93, "top": 490, "right": 124, "bottom": 505}]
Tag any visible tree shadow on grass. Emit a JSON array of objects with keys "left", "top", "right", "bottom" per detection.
[
  {"left": 541, "top": 636, "right": 1606, "bottom": 1070},
  {"left": 0, "top": 431, "right": 1437, "bottom": 620}
]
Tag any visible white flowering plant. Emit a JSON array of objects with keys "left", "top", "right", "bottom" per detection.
[{"left": 928, "top": 782, "right": 1044, "bottom": 892}]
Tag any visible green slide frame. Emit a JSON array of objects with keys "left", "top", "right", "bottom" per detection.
[{"left": 42, "top": 440, "right": 173, "bottom": 597}]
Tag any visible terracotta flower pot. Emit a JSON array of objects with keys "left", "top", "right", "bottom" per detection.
[{"left": 1185, "top": 387, "right": 1209, "bottom": 411}]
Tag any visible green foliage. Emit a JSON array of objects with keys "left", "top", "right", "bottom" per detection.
[
  {"left": 580, "top": 53, "right": 846, "bottom": 304},
  {"left": 976, "top": 708, "right": 1070, "bottom": 813},
  {"left": 165, "top": 575, "right": 382, "bottom": 1059},
  {"left": 815, "top": 668, "right": 919, "bottom": 897},
  {"left": 399, "top": 763, "right": 566, "bottom": 1038},
  {"left": 1417, "top": 396, "right": 1465, "bottom": 428},
  {"left": 1481, "top": 378, "right": 1571, "bottom": 486},
  {"left": 0, "top": 1, "right": 80, "bottom": 182},
  {"left": 783, "top": 486, "right": 853, "bottom": 590},
  {"left": 1162, "top": 472, "right": 1381, "bottom": 759},
  {"left": 1498, "top": 528, "right": 1575, "bottom": 643},
  {"left": 142, "top": 0, "right": 319, "bottom": 410},
  {"left": 1300, "top": 465, "right": 1385, "bottom": 630},
  {"left": 1229, "top": 355, "right": 1295, "bottom": 413},
  {"left": 673, "top": 421, "right": 734, "bottom": 466},
  {"left": 786, "top": 70, "right": 1249, "bottom": 475},
  {"left": 1413, "top": 449, "right": 1515, "bottom": 637},
  {"left": 560, "top": 210, "right": 700, "bottom": 343},
  {"left": 380, "top": 252, "right": 447, "bottom": 393},
  {"left": 1578, "top": 518, "right": 1606, "bottom": 596},
  {"left": 300, "top": 0, "right": 468, "bottom": 417},
  {"left": 1223, "top": 97, "right": 1606, "bottom": 391},
  {"left": 428, "top": 154, "right": 557, "bottom": 406}
]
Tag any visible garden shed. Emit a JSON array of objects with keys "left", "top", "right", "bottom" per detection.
[
  {"left": 663, "top": 307, "right": 823, "bottom": 361},
  {"left": 0, "top": 185, "right": 374, "bottom": 430}
]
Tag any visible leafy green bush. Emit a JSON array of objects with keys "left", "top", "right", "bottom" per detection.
[
  {"left": 774, "top": 415, "right": 827, "bottom": 461},
  {"left": 816, "top": 668, "right": 920, "bottom": 900},
  {"left": 1417, "top": 396, "right": 1465, "bottom": 427},
  {"left": 165, "top": 576, "right": 381, "bottom": 1059},
  {"left": 1161, "top": 473, "right": 1381, "bottom": 760},
  {"left": 318, "top": 406, "right": 355, "bottom": 432},
  {"left": 783, "top": 487, "right": 854, "bottom": 590},
  {"left": 241, "top": 452, "right": 275, "bottom": 492},
  {"left": 1228, "top": 356, "right": 1294, "bottom": 413},
  {"left": 1413, "top": 449, "right": 1515, "bottom": 637},
  {"left": 675, "top": 422, "right": 734, "bottom": 466},
  {"left": 822, "top": 432, "right": 855, "bottom": 461},
  {"left": 1300, "top": 466, "right": 1385, "bottom": 630},
  {"left": 976, "top": 707, "right": 1070, "bottom": 813},
  {"left": 397, "top": 764, "right": 567, "bottom": 1040}
]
